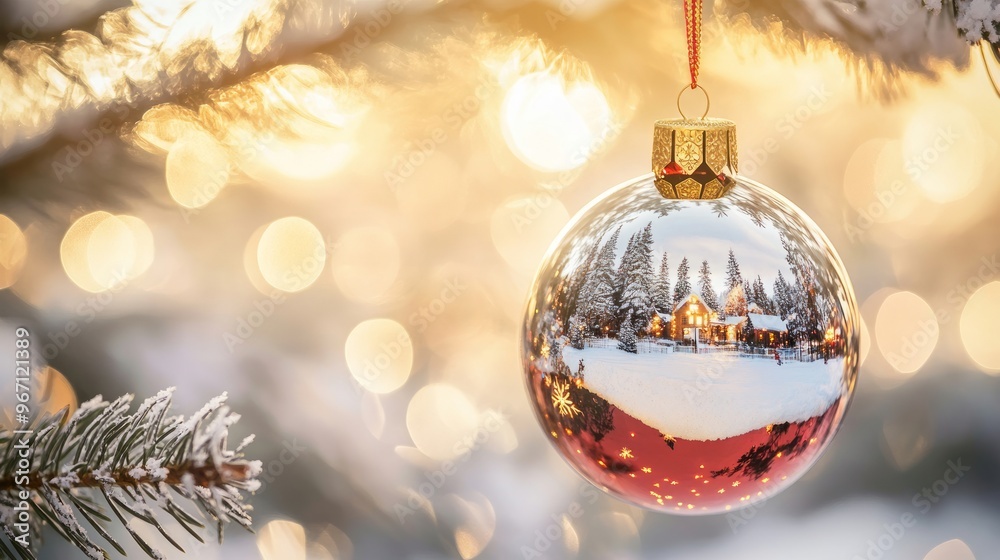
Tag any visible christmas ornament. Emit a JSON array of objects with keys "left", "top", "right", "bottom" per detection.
[{"left": 521, "top": 0, "right": 859, "bottom": 515}]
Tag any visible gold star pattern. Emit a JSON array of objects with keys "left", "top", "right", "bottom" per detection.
[
  {"left": 641, "top": 467, "right": 652, "bottom": 474},
  {"left": 619, "top": 447, "right": 633, "bottom": 459},
  {"left": 550, "top": 379, "right": 581, "bottom": 418}
]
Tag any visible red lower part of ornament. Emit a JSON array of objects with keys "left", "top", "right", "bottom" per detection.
[{"left": 529, "top": 366, "right": 841, "bottom": 514}]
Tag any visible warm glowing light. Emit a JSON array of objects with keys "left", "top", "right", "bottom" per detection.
[
  {"left": 501, "top": 71, "right": 612, "bottom": 172},
  {"left": 257, "top": 519, "right": 306, "bottom": 560},
  {"left": 903, "top": 103, "right": 984, "bottom": 203},
  {"left": 344, "top": 319, "right": 413, "bottom": 394},
  {"left": 875, "top": 291, "right": 938, "bottom": 376},
  {"left": 923, "top": 539, "right": 976, "bottom": 560},
  {"left": 331, "top": 226, "right": 401, "bottom": 303},
  {"left": 61, "top": 212, "right": 154, "bottom": 292},
  {"left": 165, "top": 131, "right": 231, "bottom": 208},
  {"left": 842, "top": 139, "right": 921, "bottom": 226},
  {"left": 406, "top": 384, "right": 479, "bottom": 460},
  {"left": 960, "top": 281, "right": 1000, "bottom": 373},
  {"left": 34, "top": 367, "right": 78, "bottom": 421},
  {"left": 256, "top": 217, "right": 325, "bottom": 292},
  {"left": 244, "top": 64, "right": 366, "bottom": 182},
  {"left": 0, "top": 215, "right": 27, "bottom": 289},
  {"left": 562, "top": 514, "right": 580, "bottom": 556},
  {"left": 452, "top": 493, "right": 496, "bottom": 560}
]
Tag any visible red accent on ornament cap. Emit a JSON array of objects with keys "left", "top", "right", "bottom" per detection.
[{"left": 662, "top": 162, "right": 684, "bottom": 176}]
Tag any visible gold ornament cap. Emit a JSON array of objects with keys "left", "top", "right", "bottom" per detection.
[{"left": 652, "top": 117, "right": 738, "bottom": 200}]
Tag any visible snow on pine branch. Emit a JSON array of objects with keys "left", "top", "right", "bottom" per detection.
[
  {"left": 0, "top": 388, "right": 261, "bottom": 560},
  {"left": 927, "top": 0, "right": 1000, "bottom": 42}
]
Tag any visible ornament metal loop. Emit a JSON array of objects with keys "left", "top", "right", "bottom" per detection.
[{"left": 677, "top": 84, "right": 710, "bottom": 120}]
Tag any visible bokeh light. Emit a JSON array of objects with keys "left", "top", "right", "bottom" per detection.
[
  {"left": 875, "top": 291, "right": 938, "bottom": 377},
  {"left": 257, "top": 519, "right": 306, "bottom": 560},
  {"left": 344, "top": 319, "right": 413, "bottom": 394},
  {"left": 902, "top": 102, "right": 985, "bottom": 203},
  {"left": 165, "top": 130, "right": 231, "bottom": 209},
  {"left": 452, "top": 493, "right": 496, "bottom": 560},
  {"left": 34, "top": 366, "right": 78, "bottom": 420},
  {"left": 244, "top": 63, "right": 367, "bottom": 183},
  {"left": 960, "top": 281, "right": 1000, "bottom": 373},
  {"left": 60, "top": 212, "right": 154, "bottom": 292},
  {"left": 501, "top": 71, "right": 612, "bottom": 173},
  {"left": 924, "top": 539, "right": 976, "bottom": 560},
  {"left": 859, "top": 317, "right": 871, "bottom": 366},
  {"left": 0, "top": 215, "right": 27, "bottom": 289},
  {"left": 256, "top": 217, "right": 326, "bottom": 293},
  {"left": 406, "top": 383, "right": 480, "bottom": 461},
  {"left": 843, "top": 139, "right": 922, "bottom": 225}
]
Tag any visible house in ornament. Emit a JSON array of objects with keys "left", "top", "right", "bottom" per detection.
[
  {"left": 669, "top": 293, "right": 715, "bottom": 342},
  {"left": 710, "top": 315, "right": 747, "bottom": 343},
  {"left": 650, "top": 311, "right": 673, "bottom": 339},
  {"left": 744, "top": 313, "right": 790, "bottom": 347}
]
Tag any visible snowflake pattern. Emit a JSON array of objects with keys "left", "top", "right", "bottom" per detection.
[
  {"left": 550, "top": 379, "right": 581, "bottom": 418},
  {"left": 620, "top": 447, "right": 634, "bottom": 459}
]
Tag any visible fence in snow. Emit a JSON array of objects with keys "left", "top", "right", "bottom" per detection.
[{"left": 582, "top": 337, "right": 821, "bottom": 363}]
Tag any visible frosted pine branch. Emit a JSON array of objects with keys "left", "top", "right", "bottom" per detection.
[
  {"left": 926, "top": 0, "right": 1000, "bottom": 43},
  {"left": 0, "top": 389, "right": 261, "bottom": 559}
]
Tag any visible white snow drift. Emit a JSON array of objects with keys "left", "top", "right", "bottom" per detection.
[{"left": 561, "top": 346, "right": 843, "bottom": 441}]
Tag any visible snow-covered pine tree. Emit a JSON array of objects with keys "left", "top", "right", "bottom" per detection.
[
  {"left": 742, "top": 314, "right": 756, "bottom": 346},
  {"left": 773, "top": 270, "right": 794, "bottom": 319},
  {"left": 578, "top": 227, "right": 621, "bottom": 335},
  {"left": 617, "top": 317, "right": 638, "bottom": 354},
  {"left": 565, "top": 239, "right": 601, "bottom": 324},
  {"left": 672, "top": 257, "right": 692, "bottom": 308},
  {"left": 569, "top": 314, "right": 586, "bottom": 349},
  {"left": 617, "top": 223, "right": 655, "bottom": 333},
  {"left": 652, "top": 252, "right": 671, "bottom": 312},
  {"left": 725, "top": 249, "right": 742, "bottom": 291},
  {"left": 613, "top": 232, "right": 637, "bottom": 322},
  {"left": 698, "top": 260, "right": 719, "bottom": 312},
  {"left": 799, "top": 268, "right": 824, "bottom": 345},
  {"left": 723, "top": 282, "right": 748, "bottom": 317},
  {"left": 786, "top": 275, "right": 809, "bottom": 343},
  {"left": 753, "top": 276, "right": 773, "bottom": 314},
  {"left": 781, "top": 236, "right": 826, "bottom": 349},
  {"left": 743, "top": 279, "right": 755, "bottom": 311},
  {"left": 0, "top": 389, "right": 259, "bottom": 559}
]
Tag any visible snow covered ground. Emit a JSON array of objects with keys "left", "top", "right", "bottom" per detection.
[{"left": 561, "top": 346, "right": 844, "bottom": 441}]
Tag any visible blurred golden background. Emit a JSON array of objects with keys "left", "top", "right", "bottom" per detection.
[{"left": 1, "top": 0, "right": 999, "bottom": 558}]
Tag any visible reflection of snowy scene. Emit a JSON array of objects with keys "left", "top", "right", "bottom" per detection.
[
  {"left": 535, "top": 205, "right": 847, "bottom": 442},
  {"left": 562, "top": 217, "right": 842, "bottom": 359}
]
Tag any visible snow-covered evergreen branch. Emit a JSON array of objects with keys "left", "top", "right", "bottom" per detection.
[{"left": 0, "top": 388, "right": 260, "bottom": 559}]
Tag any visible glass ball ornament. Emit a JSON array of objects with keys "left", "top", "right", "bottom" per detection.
[{"left": 521, "top": 118, "right": 860, "bottom": 515}]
